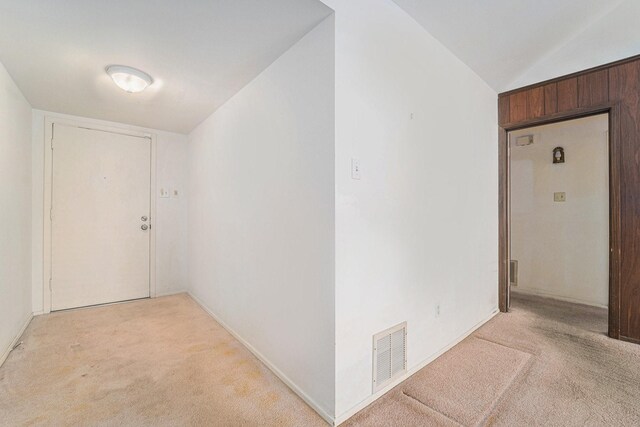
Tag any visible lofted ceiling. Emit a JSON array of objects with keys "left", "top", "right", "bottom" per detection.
[
  {"left": 0, "top": 0, "right": 332, "bottom": 134},
  {"left": 391, "top": 0, "right": 630, "bottom": 92}
]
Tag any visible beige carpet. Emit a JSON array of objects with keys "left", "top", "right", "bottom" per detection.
[
  {"left": 346, "top": 293, "right": 640, "bottom": 426},
  {"left": 0, "top": 294, "right": 325, "bottom": 426},
  {"left": 2, "top": 293, "right": 640, "bottom": 426}
]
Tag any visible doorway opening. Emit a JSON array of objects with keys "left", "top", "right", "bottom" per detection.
[{"left": 506, "top": 114, "right": 611, "bottom": 331}]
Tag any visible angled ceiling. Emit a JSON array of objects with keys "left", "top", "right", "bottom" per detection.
[
  {"left": 391, "top": 0, "right": 629, "bottom": 92},
  {"left": 0, "top": 0, "right": 332, "bottom": 133}
]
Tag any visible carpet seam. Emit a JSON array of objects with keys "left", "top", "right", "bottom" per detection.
[
  {"left": 473, "top": 335, "right": 537, "bottom": 357},
  {"left": 475, "top": 354, "right": 534, "bottom": 426},
  {"left": 401, "top": 337, "right": 535, "bottom": 427},
  {"left": 400, "top": 391, "right": 464, "bottom": 427},
  {"left": 476, "top": 354, "right": 536, "bottom": 427},
  {"left": 469, "top": 336, "right": 537, "bottom": 426}
]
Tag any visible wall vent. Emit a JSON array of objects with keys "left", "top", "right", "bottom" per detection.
[
  {"left": 372, "top": 322, "right": 407, "bottom": 392},
  {"left": 510, "top": 260, "right": 518, "bottom": 287}
]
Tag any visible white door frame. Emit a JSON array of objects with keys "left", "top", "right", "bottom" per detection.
[{"left": 42, "top": 116, "right": 157, "bottom": 313}]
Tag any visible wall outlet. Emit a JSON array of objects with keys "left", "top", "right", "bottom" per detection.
[
  {"left": 351, "top": 158, "right": 361, "bottom": 180},
  {"left": 435, "top": 304, "right": 441, "bottom": 317},
  {"left": 554, "top": 192, "right": 566, "bottom": 202}
]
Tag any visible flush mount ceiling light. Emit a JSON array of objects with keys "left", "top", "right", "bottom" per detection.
[{"left": 106, "top": 65, "right": 153, "bottom": 93}]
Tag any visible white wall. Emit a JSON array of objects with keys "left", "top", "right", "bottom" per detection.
[
  {"left": 187, "top": 17, "right": 335, "bottom": 420},
  {"left": 510, "top": 115, "right": 609, "bottom": 307},
  {"left": 155, "top": 131, "right": 189, "bottom": 295},
  {"left": 31, "top": 110, "right": 188, "bottom": 313},
  {"left": 0, "top": 61, "right": 32, "bottom": 361},
  {"left": 507, "top": 0, "right": 640, "bottom": 90},
  {"left": 319, "top": 0, "right": 499, "bottom": 419}
]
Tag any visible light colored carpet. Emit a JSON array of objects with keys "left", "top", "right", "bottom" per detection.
[
  {"left": 2, "top": 293, "right": 640, "bottom": 426},
  {"left": 0, "top": 294, "right": 325, "bottom": 426},
  {"left": 346, "top": 293, "right": 640, "bottom": 426},
  {"left": 402, "top": 337, "right": 532, "bottom": 426}
]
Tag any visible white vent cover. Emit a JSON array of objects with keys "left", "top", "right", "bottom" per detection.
[
  {"left": 510, "top": 260, "right": 518, "bottom": 287},
  {"left": 372, "top": 322, "right": 407, "bottom": 392}
]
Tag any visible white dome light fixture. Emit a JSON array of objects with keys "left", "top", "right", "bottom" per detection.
[{"left": 106, "top": 65, "right": 153, "bottom": 93}]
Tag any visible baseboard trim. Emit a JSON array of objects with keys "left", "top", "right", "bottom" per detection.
[
  {"left": 334, "top": 308, "right": 501, "bottom": 426},
  {"left": 620, "top": 335, "right": 640, "bottom": 345},
  {"left": 155, "top": 289, "right": 188, "bottom": 298},
  {"left": 511, "top": 288, "right": 608, "bottom": 309},
  {"left": 187, "top": 292, "right": 334, "bottom": 425},
  {"left": 0, "top": 314, "right": 33, "bottom": 368}
]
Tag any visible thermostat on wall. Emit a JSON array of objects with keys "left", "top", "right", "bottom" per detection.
[{"left": 515, "top": 135, "right": 534, "bottom": 147}]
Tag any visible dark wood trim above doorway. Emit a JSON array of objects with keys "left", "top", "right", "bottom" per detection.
[
  {"left": 499, "top": 53, "right": 640, "bottom": 98},
  {"left": 497, "top": 54, "right": 640, "bottom": 342}
]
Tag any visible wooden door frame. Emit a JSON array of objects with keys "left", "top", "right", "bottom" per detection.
[
  {"left": 42, "top": 116, "right": 157, "bottom": 313},
  {"left": 498, "top": 103, "right": 621, "bottom": 339}
]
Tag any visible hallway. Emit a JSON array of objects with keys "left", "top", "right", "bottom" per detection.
[{"left": 347, "top": 293, "right": 640, "bottom": 426}]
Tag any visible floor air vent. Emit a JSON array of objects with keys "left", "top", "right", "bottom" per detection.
[
  {"left": 372, "top": 322, "right": 407, "bottom": 392},
  {"left": 510, "top": 260, "right": 518, "bottom": 287}
]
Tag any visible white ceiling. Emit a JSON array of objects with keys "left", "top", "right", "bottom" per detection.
[
  {"left": 391, "top": 0, "right": 627, "bottom": 92},
  {"left": 506, "top": 0, "right": 640, "bottom": 90},
  {"left": 0, "top": 0, "right": 332, "bottom": 134}
]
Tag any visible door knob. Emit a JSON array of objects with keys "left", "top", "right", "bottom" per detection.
[
  {"left": 141, "top": 224, "right": 149, "bottom": 231},
  {"left": 141, "top": 216, "right": 148, "bottom": 221}
]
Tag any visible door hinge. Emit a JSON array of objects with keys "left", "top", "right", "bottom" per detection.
[
  {"left": 51, "top": 123, "right": 55, "bottom": 150},
  {"left": 49, "top": 277, "right": 52, "bottom": 291}
]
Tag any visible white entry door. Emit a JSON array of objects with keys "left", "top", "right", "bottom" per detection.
[{"left": 51, "top": 124, "right": 151, "bottom": 311}]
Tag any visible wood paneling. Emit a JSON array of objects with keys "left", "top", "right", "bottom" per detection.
[
  {"left": 498, "top": 127, "right": 508, "bottom": 312},
  {"left": 498, "top": 96, "right": 510, "bottom": 126},
  {"left": 609, "top": 61, "right": 640, "bottom": 340},
  {"left": 500, "top": 54, "right": 640, "bottom": 98},
  {"left": 578, "top": 69, "right": 609, "bottom": 107},
  {"left": 497, "top": 55, "right": 640, "bottom": 343},
  {"left": 506, "top": 87, "right": 544, "bottom": 123},
  {"left": 544, "top": 83, "right": 558, "bottom": 115},
  {"left": 527, "top": 86, "right": 544, "bottom": 119},
  {"left": 607, "top": 106, "right": 622, "bottom": 339},
  {"left": 509, "top": 91, "right": 527, "bottom": 123},
  {"left": 557, "top": 78, "right": 578, "bottom": 112}
]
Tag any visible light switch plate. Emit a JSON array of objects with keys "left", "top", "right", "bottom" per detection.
[
  {"left": 171, "top": 189, "right": 179, "bottom": 198},
  {"left": 554, "top": 192, "right": 566, "bottom": 202},
  {"left": 160, "top": 188, "right": 170, "bottom": 198}
]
